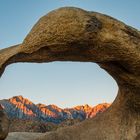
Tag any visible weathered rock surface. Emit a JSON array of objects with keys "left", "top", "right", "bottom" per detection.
[
  {"left": 0, "top": 105, "right": 10, "bottom": 140},
  {"left": 0, "top": 7, "right": 140, "bottom": 140},
  {"left": 5, "top": 132, "right": 43, "bottom": 140}
]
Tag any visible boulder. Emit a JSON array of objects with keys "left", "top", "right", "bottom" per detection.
[{"left": 0, "top": 104, "right": 10, "bottom": 140}]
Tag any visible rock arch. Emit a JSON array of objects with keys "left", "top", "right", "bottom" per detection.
[{"left": 0, "top": 7, "right": 140, "bottom": 140}]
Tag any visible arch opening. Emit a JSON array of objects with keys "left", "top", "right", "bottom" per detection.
[{"left": 0, "top": 62, "right": 118, "bottom": 108}]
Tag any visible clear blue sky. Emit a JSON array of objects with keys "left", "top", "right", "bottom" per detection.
[{"left": 0, "top": 0, "right": 139, "bottom": 108}]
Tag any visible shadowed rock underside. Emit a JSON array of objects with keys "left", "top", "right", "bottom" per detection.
[
  {"left": 0, "top": 105, "right": 10, "bottom": 140},
  {"left": 0, "top": 7, "right": 140, "bottom": 140}
]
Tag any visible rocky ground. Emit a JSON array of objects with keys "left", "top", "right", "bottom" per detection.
[
  {"left": 9, "top": 119, "right": 58, "bottom": 133},
  {"left": 5, "top": 119, "right": 83, "bottom": 140}
]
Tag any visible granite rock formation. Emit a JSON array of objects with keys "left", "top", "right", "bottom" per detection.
[
  {"left": 0, "top": 105, "right": 10, "bottom": 140},
  {"left": 0, "top": 7, "right": 140, "bottom": 140}
]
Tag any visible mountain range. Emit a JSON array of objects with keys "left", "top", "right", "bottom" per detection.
[{"left": 0, "top": 95, "right": 110, "bottom": 124}]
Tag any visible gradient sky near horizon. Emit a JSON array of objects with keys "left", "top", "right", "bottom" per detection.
[{"left": 0, "top": 0, "right": 140, "bottom": 108}]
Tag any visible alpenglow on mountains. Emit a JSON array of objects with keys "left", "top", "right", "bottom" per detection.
[{"left": 0, "top": 96, "right": 110, "bottom": 124}]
